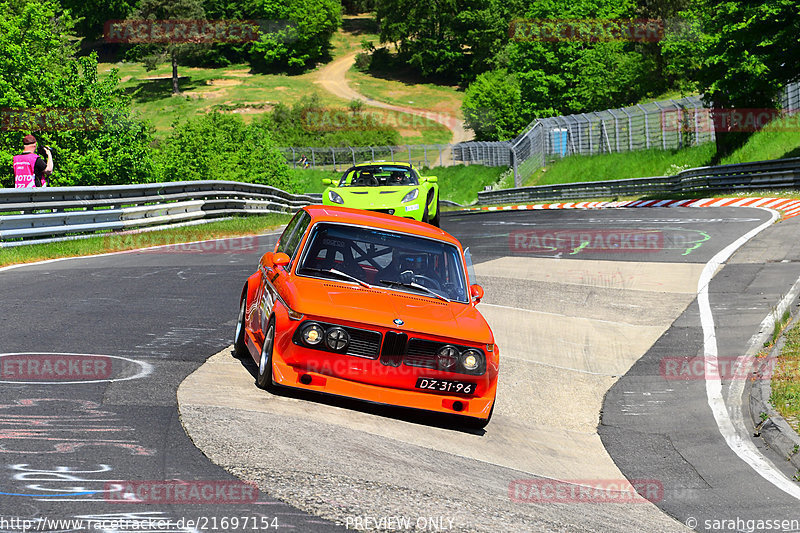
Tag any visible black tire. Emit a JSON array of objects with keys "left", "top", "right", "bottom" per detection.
[
  {"left": 430, "top": 198, "right": 441, "bottom": 228},
  {"left": 422, "top": 191, "right": 434, "bottom": 224},
  {"left": 463, "top": 402, "right": 493, "bottom": 429},
  {"left": 233, "top": 297, "right": 248, "bottom": 358},
  {"left": 256, "top": 317, "right": 276, "bottom": 390}
]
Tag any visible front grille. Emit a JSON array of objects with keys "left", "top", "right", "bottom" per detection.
[
  {"left": 404, "top": 338, "right": 440, "bottom": 369},
  {"left": 380, "top": 331, "right": 408, "bottom": 367},
  {"left": 346, "top": 328, "right": 381, "bottom": 359}
]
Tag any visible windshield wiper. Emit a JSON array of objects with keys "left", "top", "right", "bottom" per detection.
[
  {"left": 301, "top": 267, "right": 371, "bottom": 288},
  {"left": 379, "top": 279, "right": 450, "bottom": 302}
]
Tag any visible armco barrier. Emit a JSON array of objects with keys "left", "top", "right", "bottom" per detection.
[
  {"left": 477, "top": 157, "right": 800, "bottom": 204},
  {"left": 0, "top": 181, "right": 320, "bottom": 247}
]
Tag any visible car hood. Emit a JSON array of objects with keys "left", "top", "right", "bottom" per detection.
[
  {"left": 289, "top": 277, "right": 493, "bottom": 345},
  {"left": 333, "top": 186, "right": 418, "bottom": 208}
]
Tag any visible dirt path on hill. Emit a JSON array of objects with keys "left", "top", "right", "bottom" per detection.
[{"left": 314, "top": 52, "right": 473, "bottom": 145}]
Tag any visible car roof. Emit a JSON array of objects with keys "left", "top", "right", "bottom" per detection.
[
  {"left": 350, "top": 162, "right": 414, "bottom": 169},
  {"left": 301, "top": 205, "right": 458, "bottom": 246}
]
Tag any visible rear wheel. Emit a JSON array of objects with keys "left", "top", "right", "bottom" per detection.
[
  {"left": 256, "top": 318, "right": 276, "bottom": 390},
  {"left": 233, "top": 298, "right": 248, "bottom": 358}
]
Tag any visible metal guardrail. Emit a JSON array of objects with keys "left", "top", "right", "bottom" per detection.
[
  {"left": 477, "top": 157, "right": 800, "bottom": 204},
  {"left": 0, "top": 181, "right": 320, "bottom": 247}
]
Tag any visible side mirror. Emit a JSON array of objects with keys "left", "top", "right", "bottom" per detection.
[
  {"left": 322, "top": 178, "right": 333, "bottom": 185},
  {"left": 273, "top": 252, "right": 290, "bottom": 268},
  {"left": 470, "top": 284, "right": 484, "bottom": 304},
  {"left": 424, "top": 176, "right": 438, "bottom": 183}
]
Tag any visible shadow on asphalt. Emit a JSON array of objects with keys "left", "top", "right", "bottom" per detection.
[{"left": 231, "top": 349, "right": 488, "bottom": 436}]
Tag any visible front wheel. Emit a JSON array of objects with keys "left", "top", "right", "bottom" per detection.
[
  {"left": 430, "top": 198, "right": 441, "bottom": 228},
  {"left": 462, "top": 402, "right": 493, "bottom": 429},
  {"left": 233, "top": 298, "right": 248, "bottom": 358},
  {"left": 422, "top": 191, "right": 434, "bottom": 224},
  {"left": 256, "top": 318, "right": 276, "bottom": 390}
]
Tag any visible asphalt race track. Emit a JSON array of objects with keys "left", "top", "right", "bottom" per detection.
[{"left": 2, "top": 206, "right": 799, "bottom": 532}]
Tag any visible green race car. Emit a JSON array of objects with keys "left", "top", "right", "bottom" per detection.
[{"left": 321, "top": 162, "right": 441, "bottom": 226}]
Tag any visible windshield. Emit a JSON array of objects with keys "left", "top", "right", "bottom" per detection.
[
  {"left": 337, "top": 165, "right": 420, "bottom": 187},
  {"left": 296, "top": 223, "right": 468, "bottom": 302}
]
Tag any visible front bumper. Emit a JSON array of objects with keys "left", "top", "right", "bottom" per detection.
[
  {"left": 271, "top": 317, "right": 497, "bottom": 421},
  {"left": 272, "top": 357, "right": 496, "bottom": 419}
]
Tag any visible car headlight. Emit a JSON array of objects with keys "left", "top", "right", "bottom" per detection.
[
  {"left": 301, "top": 323, "right": 324, "bottom": 345},
  {"left": 328, "top": 190, "right": 344, "bottom": 204},
  {"left": 325, "top": 327, "right": 349, "bottom": 351},
  {"left": 436, "top": 345, "right": 459, "bottom": 370},
  {"left": 460, "top": 349, "right": 484, "bottom": 372},
  {"left": 402, "top": 189, "right": 419, "bottom": 203}
]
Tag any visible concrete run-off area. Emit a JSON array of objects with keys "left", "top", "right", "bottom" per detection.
[{"left": 178, "top": 256, "right": 698, "bottom": 532}]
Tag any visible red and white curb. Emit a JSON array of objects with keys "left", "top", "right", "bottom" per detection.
[{"left": 466, "top": 197, "right": 800, "bottom": 220}]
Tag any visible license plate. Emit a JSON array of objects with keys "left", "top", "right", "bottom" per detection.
[{"left": 415, "top": 378, "right": 476, "bottom": 395}]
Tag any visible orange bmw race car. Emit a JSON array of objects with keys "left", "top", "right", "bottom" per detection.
[{"left": 234, "top": 205, "right": 498, "bottom": 428}]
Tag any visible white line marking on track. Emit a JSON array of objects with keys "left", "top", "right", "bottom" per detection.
[
  {"left": 0, "top": 352, "right": 153, "bottom": 384},
  {"left": 0, "top": 232, "right": 283, "bottom": 274},
  {"left": 481, "top": 303, "right": 634, "bottom": 326},
  {"left": 501, "top": 354, "right": 619, "bottom": 376},
  {"left": 697, "top": 207, "right": 800, "bottom": 500}
]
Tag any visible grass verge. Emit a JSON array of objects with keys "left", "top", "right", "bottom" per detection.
[
  {"left": 771, "top": 318, "right": 800, "bottom": 435},
  {"left": 0, "top": 214, "right": 290, "bottom": 268}
]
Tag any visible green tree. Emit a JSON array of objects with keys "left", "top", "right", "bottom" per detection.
[
  {"left": 158, "top": 112, "right": 292, "bottom": 190},
  {"left": 500, "top": 0, "right": 655, "bottom": 123},
  {"left": 248, "top": 0, "right": 341, "bottom": 71},
  {"left": 462, "top": 69, "right": 526, "bottom": 141},
  {"left": 60, "top": 0, "right": 136, "bottom": 42},
  {"left": 0, "top": 0, "right": 155, "bottom": 187},
  {"left": 681, "top": 0, "right": 800, "bottom": 157},
  {"left": 376, "top": 0, "right": 522, "bottom": 82},
  {"left": 131, "top": 0, "right": 207, "bottom": 94}
]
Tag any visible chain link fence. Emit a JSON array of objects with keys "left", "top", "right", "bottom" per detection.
[{"left": 278, "top": 145, "right": 461, "bottom": 172}]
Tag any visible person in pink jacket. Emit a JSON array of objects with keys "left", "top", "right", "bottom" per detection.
[{"left": 12, "top": 134, "right": 53, "bottom": 188}]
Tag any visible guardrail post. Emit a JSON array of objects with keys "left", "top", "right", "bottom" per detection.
[
  {"left": 291, "top": 147, "right": 296, "bottom": 168},
  {"left": 423, "top": 145, "right": 428, "bottom": 168},
  {"left": 669, "top": 99, "right": 683, "bottom": 149},
  {"left": 311, "top": 149, "right": 316, "bottom": 169},
  {"left": 637, "top": 104, "right": 650, "bottom": 149},
  {"left": 331, "top": 148, "right": 336, "bottom": 171},
  {"left": 439, "top": 145, "right": 443, "bottom": 166},
  {"left": 350, "top": 147, "right": 356, "bottom": 166},
  {"left": 406, "top": 145, "right": 411, "bottom": 165}
]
